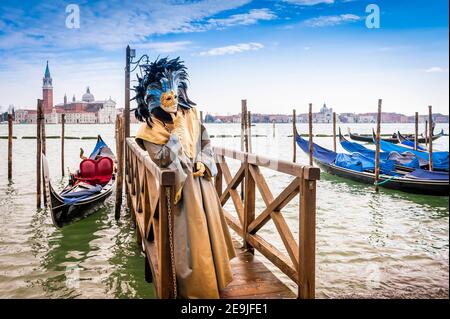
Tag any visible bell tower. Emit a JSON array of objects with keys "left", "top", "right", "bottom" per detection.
[{"left": 42, "top": 61, "right": 53, "bottom": 112}]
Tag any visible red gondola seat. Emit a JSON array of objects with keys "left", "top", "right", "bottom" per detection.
[{"left": 76, "top": 157, "right": 113, "bottom": 186}]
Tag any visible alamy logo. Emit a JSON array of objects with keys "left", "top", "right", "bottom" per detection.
[
  {"left": 365, "top": 4, "right": 380, "bottom": 29},
  {"left": 65, "top": 4, "right": 80, "bottom": 29},
  {"left": 65, "top": 265, "right": 80, "bottom": 288}
]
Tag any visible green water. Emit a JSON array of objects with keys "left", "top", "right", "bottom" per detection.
[{"left": 0, "top": 123, "right": 448, "bottom": 298}]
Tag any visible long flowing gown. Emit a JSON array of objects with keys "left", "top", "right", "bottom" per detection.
[{"left": 135, "top": 107, "right": 236, "bottom": 299}]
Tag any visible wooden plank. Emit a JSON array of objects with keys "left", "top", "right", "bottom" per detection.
[
  {"left": 220, "top": 239, "right": 295, "bottom": 299},
  {"left": 246, "top": 233, "right": 298, "bottom": 284}
]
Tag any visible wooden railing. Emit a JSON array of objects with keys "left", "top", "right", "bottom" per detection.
[
  {"left": 124, "top": 138, "right": 177, "bottom": 299},
  {"left": 213, "top": 147, "right": 320, "bottom": 299},
  {"left": 121, "top": 136, "right": 319, "bottom": 299}
]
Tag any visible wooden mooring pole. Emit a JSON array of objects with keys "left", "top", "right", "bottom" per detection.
[
  {"left": 374, "top": 99, "right": 382, "bottom": 192},
  {"left": 428, "top": 105, "right": 433, "bottom": 171},
  {"left": 247, "top": 111, "right": 252, "bottom": 153},
  {"left": 61, "top": 114, "right": 65, "bottom": 177},
  {"left": 41, "top": 110, "right": 47, "bottom": 206},
  {"left": 292, "top": 109, "right": 296, "bottom": 163},
  {"left": 332, "top": 112, "right": 337, "bottom": 152},
  {"left": 8, "top": 113, "right": 13, "bottom": 179},
  {"left": 36, "top": 99, "right": 43, "bottom": 208},
  {"left": 115, "top": 114, "right": 125, "bottom": 219},
  {"left": 308, "top": 103, "right": 313, "bottom": 166},
  {"left": 414, "top": 112, "right": 418, "bottom": 150}
]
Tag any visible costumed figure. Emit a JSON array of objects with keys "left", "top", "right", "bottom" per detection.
[{"left": 133, "top": 57, "right": 236, "bottom": 299}]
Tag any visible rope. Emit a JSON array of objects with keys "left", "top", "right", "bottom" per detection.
[{"left": 374, "top": 174, "right": 398, "bottom": 186}]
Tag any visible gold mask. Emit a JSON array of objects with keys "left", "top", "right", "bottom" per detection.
[{"left": 160, "top": 90, "right": 178, "bottom": 113}]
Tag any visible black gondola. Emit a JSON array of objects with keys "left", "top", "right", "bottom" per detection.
[
  {"left": 42, "top": 136, "right": 116, "bottom": 227},
  {"left": 295, "top": 127, "right": 448, "bottom": 196},
  {"left": 347, "top": 127, "right": 444, "bottom": 144}
]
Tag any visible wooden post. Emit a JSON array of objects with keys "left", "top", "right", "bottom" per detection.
[
  {"left": 308, "top": 103, "right": 313, "bottom": 166},
  {"left": 124, "top": 45, "right": 131, "bottom": 138},
  {"left": 41, "top": 112, "right": 47, "bottom": 206},
  {"left": 292, "top": 109, "right": 297, "bottom": 163},
  {"left": 299, "top": 174, "right": 316, "bottom": 299},
  {"left": 36, "top": 99, "right": 43, "bottom": 208},
  {"left": 243, "top": 161, "right": 255, "bottom": 253},
  {"left": 61, "top": 114, "right": 65, "bottom": 177},
  {"left": 8, "top": 114, "right": 13, "bottom": 179},
  {"left": 247, "top": 111, "right": 252, "bottom": 153},
  {"left": 428, "top": 105, "right": 433, "bottom": 171},
  {"left": 159, "top": 177, "right": 176, "bottom": 299},
  {"left": 115, "top": 114, "right": 124, "bottom": 219},
  {"left": 374, "top": 99, "right": 382, "bottom": 192},
  {"left": 414, "top": 112, "right": 418, "bottom": 150},
  {"left": 332, "top": 112, "right": 337, "bottom": 152},
  {"left": 425, "top": 120, "right": 428, "bottom": 147}
]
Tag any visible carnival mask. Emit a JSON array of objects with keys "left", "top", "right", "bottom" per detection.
[{"left": 133, "top": 57, "right": 196, "bottom": 122}]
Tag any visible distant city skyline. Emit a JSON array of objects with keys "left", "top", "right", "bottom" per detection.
[{"left": 0, "top": 1, "right": 448, "bottom": 115}]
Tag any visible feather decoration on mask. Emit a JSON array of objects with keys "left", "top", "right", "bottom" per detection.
[{"left": 132, "top": 57, "right": 196, "bottom": 124}]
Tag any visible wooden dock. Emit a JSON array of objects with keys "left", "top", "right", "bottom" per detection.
[{"left": 117, "top": 117, "right": 320, "bottom": 299}]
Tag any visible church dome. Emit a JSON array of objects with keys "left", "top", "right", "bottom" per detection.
[{"left": 82, "top": 86, "right": 95, "bottom": 102}]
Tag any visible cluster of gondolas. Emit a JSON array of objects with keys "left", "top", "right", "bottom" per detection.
[{"left": 295, "top": 127, "right": 448, "bottom": 196}]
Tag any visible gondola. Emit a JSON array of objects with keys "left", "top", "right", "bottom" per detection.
[
  {"left": 372, "top": 130, "right": 449, "bottom": 172},
  {"left": 295, "top": 127, "right": 448, "bottom": 196},
  {"left": 338, "top": 128, "right": 425, "bottom": 172},
  {"left": 396, "top": 130, "right": 445, "bottom": 149},
  {"left": 42, "top": 136, "right": 116, "bottom": 227},
  {"left": 347, "top": 127, "right": 444, "bottom": 144}
]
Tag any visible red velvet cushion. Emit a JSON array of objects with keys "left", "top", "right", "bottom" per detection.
[{"left": 77, "top": 157, "right": 113, "bottom": 185}]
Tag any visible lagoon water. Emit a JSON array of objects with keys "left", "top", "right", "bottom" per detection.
[{"left": 0, "top": 122, "right": 448, "bottom": 298}]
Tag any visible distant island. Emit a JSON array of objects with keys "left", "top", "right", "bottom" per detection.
[{"left": 204, "top": 104, "right": 449, "bottom": 124}]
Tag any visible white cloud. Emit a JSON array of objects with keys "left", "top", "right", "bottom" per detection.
[
  {"left": 425, "top": 67, "right": 449, "bottom": 73},
  {"left": 303, "top": 14, "right": 361, "bottom": 27},
  {"left": 0, "top": 0, "right": 254, "bottom": 52},
  {"left": 199, "top": 42, "right": 264, "bottom": 56},
  {"left": 283, "top": 0, "right": 334, "bottom": 6},
  {"left": 132, "top": 41, "right": 192, "bottom": 53},
  {"left": 205, "top": 8, "right": 276, "bottom": 29}
]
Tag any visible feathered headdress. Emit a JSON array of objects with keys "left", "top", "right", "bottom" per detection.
[{"left": 132, "top": 57, "right": 196, "bottom": 124}]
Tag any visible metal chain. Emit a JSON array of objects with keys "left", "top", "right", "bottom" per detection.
[{"left": 165, "top": 187, "right": 177, "bottom": 299}]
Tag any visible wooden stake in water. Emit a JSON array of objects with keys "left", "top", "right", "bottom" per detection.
[
  {"left": 332, "top": 112, "right": 337, "bottom": 153},
  {"left": 247, "top": 110, "right": 252, "bottom": 153},
  {"left": 61, "top": 114, "right": 65, "bottom": 177},
  {"left": 36, "top": 99, "right": 43, "bottom": 208},
  {"left": 8, "top": 113, "right": 13, "bottom": 180},
  {"left": 374, "top": 99, "right": 382, "bottom": 192},
  {"left": 414, "top": 112, "right": 418, "bottom": 150},
  {"left": 292, "top": 109, "right": 297, "bottom": 163},
  {"left": 308, "top": 103, "right": 313, "bottom": 166},
  {"left": 41, "top": 112, "right": 47, "bottom": 206},
  {"left": 115, "top": 114, "right": 124, "bottom": 219},
  {"left": 428, "top": 105, "right": 433, "bottom": 171}
]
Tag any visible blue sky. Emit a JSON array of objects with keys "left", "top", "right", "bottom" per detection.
[{"left": 0, "top": 0, "right": 448, "bottom": 115}]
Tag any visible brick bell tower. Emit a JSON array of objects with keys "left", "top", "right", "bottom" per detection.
[{"left": 42, "top": 61, "right": 53, "bottom": 113}]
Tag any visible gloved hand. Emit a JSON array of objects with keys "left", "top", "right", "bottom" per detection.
[
  {"left": 192, "top": 162, "right": 206, "bottom": 177},
  {"left": 170, "top": 111, "right": 186, "bottom": 144}
]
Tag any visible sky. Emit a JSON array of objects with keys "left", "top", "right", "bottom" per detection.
[{"left": 0, "top": 0, "right": 448, "bottom": 115}]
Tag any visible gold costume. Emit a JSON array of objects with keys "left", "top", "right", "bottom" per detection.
[{"left": 136, "top": 107, "right": 236, "bottom": 299}]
